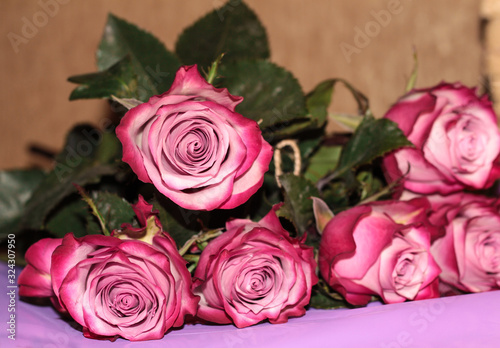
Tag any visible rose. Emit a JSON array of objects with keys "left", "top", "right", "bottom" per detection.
[
  {"left": 20, "top": 233, "right": 198, "bottom": 341},
  {"left": 18, "top": 237, "right": 66, "bottom": 312},
  {"left": 50, "top": 233, "right": 198, "bottom": 341},
  {"left": 382, "top": 82, "right": 500, "bottom": 196},
  {"left": 19, "top": 197, "right": 199, "bottom": 341},
  {"left": 192, "top": 204, "right": 318, "bottom": 328},
  {"left": 429, "top": 193, "right": 500, "bottom": 292},
  {"left": 317, "top": 198, "right": 441, "bottom": 305},
  {"left": 116, "top": 65, "right": 273, "bottom": 211}
]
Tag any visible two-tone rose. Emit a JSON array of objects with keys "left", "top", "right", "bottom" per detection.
[
  {"left": 116, "top": 65, "right": 273, "bottom": 211},
  {"left": 428, "top": 193, "right": 500, "bottom": 292},
  {"left": 382, "top": 82, "right": 500, "bottom": 196},
  {"left": 18, "top": 198, "right": 198, "bottom": 341},
  {"left": 192, "top": 204, "right": 318, "bottom": 328},
  {"left": 316, "top": 198, "right": 441, "bottom": 305}
]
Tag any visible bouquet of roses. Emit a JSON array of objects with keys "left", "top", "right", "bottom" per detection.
[{"left": 2, "top": 0, "right": 500, "bottom": 342}]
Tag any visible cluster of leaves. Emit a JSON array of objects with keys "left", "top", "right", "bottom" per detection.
[{"left": 0, "top": 1, "right": 412, "bottom": 308}]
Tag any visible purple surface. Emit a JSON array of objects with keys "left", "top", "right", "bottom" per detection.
[{"left": 1, "top": 262, "right": 499, "bottom": 348}]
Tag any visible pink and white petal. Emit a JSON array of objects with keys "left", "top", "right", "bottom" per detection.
[
  {"left": 149, "top": 104, "right": 245, "bottom": 190},
  {"left": 486, "top": 160, "right": 500, "bottom": 188},
  {"left": 156, "top": 171, "right": 236, "bottom": 211},
  {"left": 256, "top": 203, "right": 288, "bottom": 236},
  {"left": 319, "top": 205, "right": 372, "bottom": 284},
  {"left": 432, "top": 83, "right": 480, "bottom": 108},
  {"left": 407, "top": 101, "right": 447, "bottom": 148},
  {"left": 131, "top": 195, "right": 157, "bottom": 227},
  {"left": 212, "top": 103, "right": 265, "bottom": 178},
  {"left": 193, "top": 276, "right": 232, "bottom": 324},
  {"left": 24, "top": 238, "right": 63, "bottom": 274},
  {"left": 58, "top": 257, "right": 99, "bottom": 325},
  {"left": 370, "top": 198, "right": 431, "bottom": 225},
  {"left": 19, "top": 238, "right": 62, "bottom": 297},
  {"left": 217, "top": 140, "right": 273, "bottom": 210},
  {"left": 334, "top": 213, "right": 397, "bottom": 280},
  {"left": 423, "top": 113, "right": 462, "bottom": 177},
  {"left": 385, "top": 91, "right": 437, "bottom": 136},
  {"left": 430, "top": 223, "right": 463, "bottom": 289},
  {"left": 162, "top": 105, "right": 246, "bottom": 189},
  {"left": 165, "top": 65, "right": 243, "bottom": 110},
  {"left": 51, "top": 234, "right": 121, "bottom": 300},
  {"left": 393, "top": 148, "right": 463, "bottom": 194},
  {"left": 18, "top": 265, "right": 53, "bottom": 297},
  {"left": 342, "top": 292, "right": 373, "bottom": 306},
  {"left": 116, "top": 102, "right": 161, "bottom": 183},
  {"left": 414, "top": 278, "right": 440, "bottom": 300}
]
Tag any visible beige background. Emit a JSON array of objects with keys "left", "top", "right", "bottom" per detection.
[{"left": 0, "top": 0, "right": 484, "bottom": 169}]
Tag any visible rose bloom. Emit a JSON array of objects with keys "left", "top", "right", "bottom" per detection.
[
  {"left": 19, "top": 198, "right": 198, "bottom": 341},
  {"left": 17, "top": 237, "right": 66, "bottom": 312},
  {"left": 429, "top": 193, "right": 500, "bottom": 292},
  {"left": 318, "top": 198, "right": 441, "bottom": 305},
  {"left": 382, "top": 82, "right": 500, "bottom": 196},
  {"left": 116, "top": 65, "right": 273, "bottom": 211},
  {"left": 192, "top": 204, "right": 318, "bottom": 328}
]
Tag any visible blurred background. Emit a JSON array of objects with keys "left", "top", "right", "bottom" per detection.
[{"left": 0, "top": 0, "right": 496, "bottom": 170}]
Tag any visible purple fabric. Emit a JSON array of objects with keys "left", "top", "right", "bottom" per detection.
[{"left": 2, "top": 262, "right": 499, "bottom": 347}]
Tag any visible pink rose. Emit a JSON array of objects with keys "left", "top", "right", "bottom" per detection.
[
  {"left": 382, "top": 82, "right": 500, "bottom": 195},
  {"left": 192, "top": 204, "right": 318, "bottom": 328},
  {"left": 49, "top": 233, "right": 198, "bottom": 341},
  {"left": 430, "top": 193, "right": 500, "bottom": 292},
  {"left": 318, "top": 198, "right": 441, "bottom": 305},
  {"left": 18, "top": 237, "right": 66, "bottom": 313},
  {"left": 116, "top": 65, "right": 273, "bottom": 211},
  {"left": 18, "top": 198, "right": 199, "bottom": 341},
  {"left": 19, "top": 237, "right": 62, "bottom": 298}
]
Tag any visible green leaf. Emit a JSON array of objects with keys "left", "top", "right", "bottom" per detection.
[
  {"left": 318, "top": 116, "right": 412, "bottom": 190},
  {"left": 309, "top": 287, "right": 350, "bottom": 309},
  {"left": 304, "top": 79, "right": 335, "bottom": 129},
  {"left": 20, "top": 125, "right": 122, "bottom": 231},
  {"left": 338, "top": 116, "right": 412, "bottom": 173},
  {"left": 266, "top": 77, "right": 370, "bottom": 140},
  {"left": 308, "top": 78, "right": 370, "bottom": 119},
  {"left": 90, "top": 191, "right": 136, "bottom": 233},
  {"left": 68, "top": 56, "right": 137, "bottom": 100},
  {"left": 98, "top": 14, "right": 181, "bottom": 93},
  {"left": 220, "top": 60, "right": 307, "bottom": 131},
  {"left": 0, "top": 169, "right": 46, "bottom": 239},
  {"left": 46, "top": 197, "right": 89, "bottom": 238},
  {"left": 276, "top": 174, "right": 319, "bottom": 236},
  {"left": 152, "top": 198, "right": 201, "bottom": 247},
  {"left": 175, "top": 1, "right": 269, "bottom": 69},
  {"left": 71, "top": 14, "right": 181, "bottom": 101},
  {"left": 300, "top": 137, "right": 323, "bottom": 162},
  {"left": 304, "top": 145, "right": 342, "bottom": 183}
]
